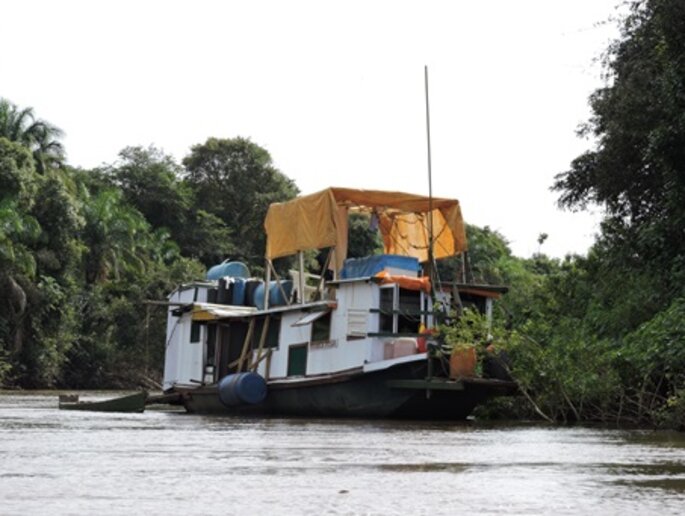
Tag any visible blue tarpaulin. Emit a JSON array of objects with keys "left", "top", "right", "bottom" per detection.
[{"left": 340, "top": 255, "right": 420, "bottom": 279}]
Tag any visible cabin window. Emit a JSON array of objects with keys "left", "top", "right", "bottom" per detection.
[
  {"left": 377, "top": 285, "right": 422, "bottom": 334},
  {"left": 190, "top": 321, "right": 201, "bottom": 343},
  {"left": 251, "top": 316, "right": 281, "bottom": 349},
  {"left": 398, "top": 288, "right": 421, "bottom": 333},
  {"left": 423, "top": 294, "right": 434, "bottom": 329},
  {"left": 287, "top": 344, "right": 308, "bottom": 376},
  {"left": 311, "top": 312, "right": 331, "bottom": 343},
  {"left": 458, "top": 292, "right": 487, "bottom": 314},
  {"left": 379, "top": 286, "right": 395, "bottom": 333}
]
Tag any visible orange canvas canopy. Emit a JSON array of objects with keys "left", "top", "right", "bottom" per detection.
[{"left": 264, "top": 187, "right": 467, "bottom": 269}]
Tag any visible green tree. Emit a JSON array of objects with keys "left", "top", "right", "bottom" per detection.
[
  {"left": 1, "top": 99, "right": 216, "bottom": 388},
  {"left": 553, "top": 0, "right": 685, "bottom": 304},
  {"left": 81, "top": 189, "right": 152, "bottom": 283},
  {"left": 436, "top": 224, "right": 513, "bottom": 285},
  {"left": 0, "top": 99, "right": 65, "bottom": 173},
  {"left": 105, "top": 146, "right": 189, "bottom": 234},
  {"left": 347, "top": 213, "right": 382, "bottom": 258},
  {"left": 495, "top": 0, "right": 685, "bottom": 427},
  {"left": 31, "top": 173, "right": 85, "bottom": 276},
  {"left": 0, "top": 137, "right": 83, "bottom": 386},
  {"left": 0, "top": 138, "right": 40, "bottom": 378},
  {"left": 182, "top": 137, "right": 298, "bottom": 267},
  {"left": 103, "top": 145, "right": 233, "bottom": 264},
  {"left": 178, "top": 209, "right": 235, "bottom": 265}
]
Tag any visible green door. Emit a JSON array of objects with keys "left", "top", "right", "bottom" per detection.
[{"left": 287, "top": 344, "right": 308, "bottom": 376}]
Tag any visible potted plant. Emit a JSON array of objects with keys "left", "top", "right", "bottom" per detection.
[{"left": 436, "top": 308, "right": 489, "bottom": 379}]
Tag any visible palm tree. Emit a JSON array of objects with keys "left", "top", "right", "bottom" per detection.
[
  {"left": 82, "top": 189, "right": 152, "bottom": 283},
  {"left": 0, "top": 98, "right": 65, "bottom": 173},
  {"left": 0, "top": 197, "right": 40, "bottom": 357}
]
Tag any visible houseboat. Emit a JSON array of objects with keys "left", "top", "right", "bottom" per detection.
[{"left": 162, "top": 187, "right": 516, "bottom": 419}]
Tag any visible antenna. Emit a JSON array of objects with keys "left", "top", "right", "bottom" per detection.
[
  {"left": 424, "top": 65, "right": 442, "bottom": 302},
  {"left": 424, "top": 66, "right": 434, "bottom": 265}
]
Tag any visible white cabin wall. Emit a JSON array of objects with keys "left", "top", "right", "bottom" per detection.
[
  {"left": 177, "top": 314, "right": 204, "bottom": 384},
  {"left": 254, "top": 283, "right": 378, "bottom": 379},
  {"left": 259, "top": 314, "right": 311, "bottom": 379},
  {"left": 253, "top": 280, "right": 427, "bottom": 380},
  {"left": 163, "top": 284, "right": 210, "bottom": 390},
  {"left": 306, "top": 338, "right": 368, "bottom": 375},
  {"left": 302, "top": 283, "right": 370, "bottom": 375},
  {"left": 163, "top": 288, "right": 184, "bottom": 390}
]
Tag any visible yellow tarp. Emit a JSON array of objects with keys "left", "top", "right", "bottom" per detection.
[{"left": 264, "top": 187, "right": 467, "bottom": 268}]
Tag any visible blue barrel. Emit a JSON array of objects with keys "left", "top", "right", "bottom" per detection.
[
  {"left": 206, "top": 261, "right": 250, "bottom": 280},
  {"left": 232, "top": 277, "right": 247, "bottom": 306},
  {"left": 253, "top": 282, "right": 267, "bottom": 310},
  {"left": 218, "top": 372, "right": 267, "bottom": 407},
  {"left": 245, "top": 279, "right": 263, "bottom": 307},
  {"left": 253, "top": 280, "right": 294, "bottom": 309},
  {"left": 269, "top": 279, "right": 293, "bottom": 307}
]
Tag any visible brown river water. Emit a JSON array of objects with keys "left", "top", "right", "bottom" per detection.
[{"left": 1, "top": 392, "right": 684, "bottom": 515}]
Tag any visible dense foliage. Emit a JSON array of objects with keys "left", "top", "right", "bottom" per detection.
[
  {"left": 0, "top": 106, "right": 296, "bottom": 388},
  {"left": 183, "top": 137, "right": 299, "bottom": 268},
  {"left": 473, "top": 0, "right": 685, "bottom": 429}
]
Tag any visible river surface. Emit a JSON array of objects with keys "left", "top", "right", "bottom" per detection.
[{"left": 1, "top": 392, "right": 684, "bottom": 515}]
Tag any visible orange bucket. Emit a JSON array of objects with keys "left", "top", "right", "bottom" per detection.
[{"left": 449, "top": 346, "right": 477, "bottom": 378}]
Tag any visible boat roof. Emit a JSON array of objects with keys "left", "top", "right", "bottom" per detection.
[
  {"left": 264, "top": 187, "right": 467, "bottom": 270},
  {"left": 441, "top": 282, "right": 509, "bottom": 299},
  {"left": 190, "top": 300, "right": 335, "bottom": 322},
  {"left": 329, "top": 276, "right": 508, "bottom": 298}
]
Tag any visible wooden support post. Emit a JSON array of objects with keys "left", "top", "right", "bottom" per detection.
[
  {"left": 317, "top": 248, "right": 333, "bottom": 298},
  {"left": 264, "top": 259, "right": 272, "bottom": 310},
  {"left": 236, "top": 318, "right": 255, "bottom": 372},
  {"left": 268, "top": 259, "right": 292, "bottom": 306},
  {"left": 331, "top": 247, "right": 338, "bottom": 281},
  {"left": 249, "top": 316, "right": 270, "bottom": 372},
  {"left": 298, "top": 251, "right": 305, "bottom": 304},
  {"left": 264, "top": 348, "right": 273, "bottom": 381},
  {"left": 249, "top": 347, "right": 272, "bottom": 371}
]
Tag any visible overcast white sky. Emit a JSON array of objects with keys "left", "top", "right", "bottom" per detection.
[{"left": 1, "top": 0, "right": 622, "bottom": 258}]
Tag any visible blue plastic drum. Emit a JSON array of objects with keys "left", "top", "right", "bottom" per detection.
[
  {"left": 206, "top": 261, "right": 250, "bottom": 280},
  {"left": 252, "top": 280, "right": 293, "bottom": 309},
  {"left": 218, "top": 372, "right": 267, "bottom": 407},
  {"left": 232, "top": 277, "right": 247, "bottom": 306}
]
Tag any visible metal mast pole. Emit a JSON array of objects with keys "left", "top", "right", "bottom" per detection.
[{"left": 424, "top": 66, "right": 435, "bottom": 287}]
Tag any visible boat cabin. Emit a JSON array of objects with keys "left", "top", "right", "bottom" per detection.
[{"left": 164, "top": 258, "right": 430, "bottom": 389}]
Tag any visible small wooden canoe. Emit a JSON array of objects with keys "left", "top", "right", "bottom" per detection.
[{"left": 58, "top": 391, "right": 147, "bottom": 413}]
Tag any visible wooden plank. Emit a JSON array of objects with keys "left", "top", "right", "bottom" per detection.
[
  {"left": 265, "top": 348, "right": 273, "bottom": 381},
  {"left": 249, "top": 347, "right": 272, "bottom": 371},
  {"left": 143, "top": 300, "right": 188, "bottom": 307},
  {"left": 236, "top": 318, "right": 255, "bottom": 372},
  {"left": 249, "top": 316, "right": 270, "bottom": 372}
]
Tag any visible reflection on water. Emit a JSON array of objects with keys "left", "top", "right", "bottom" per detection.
[{"left": 1, "top": 391, "right": 684, "bottom": 515}]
